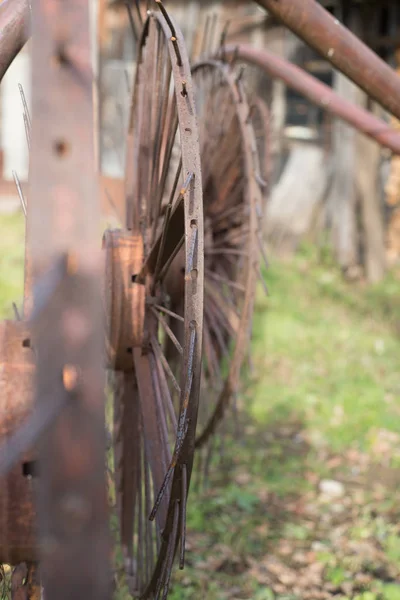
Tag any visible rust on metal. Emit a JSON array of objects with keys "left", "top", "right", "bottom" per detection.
[
  {"left": 29, "top": 1, "right": 110, "bottom": 599},
  {"left": 221, "top": 44, "right": 400, "bottom": 155},
  {"left": 0, "top": 321, "right": 36, "bottom": 565},
  {"left": 103, "top": 230, "right": 145, "bottom": 370},
  {"left": 191, "top": 59, "right": 262, "bottom": 449},
  {"left": 113, "top": 3, "right": 204, "bottom": 596},
  {"left": 254, "top": 0, "right": 400, "bottom": 122},
  {"left": 0, "top": 0, "right": 31, "bottom": 82}
]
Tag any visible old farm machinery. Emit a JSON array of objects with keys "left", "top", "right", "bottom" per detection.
[
  {"left": 0, "top": 1, "right": 205, "bottom": 599},
  {"left": 1, "top": 0, "right": 400, "bottom": 599},
  {"left": 0, "top": 0, "right": 263, "bottom": 598}
]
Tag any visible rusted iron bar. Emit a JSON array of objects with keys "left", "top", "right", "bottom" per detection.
[
  {"left": 221, "top": 44, "right": 400, "bottom": 155},
  {"left": 254, "top": 0, "right": 400, "bottom": 122},
  {"left": 0, "top": 0, "right": 30, "bottom": 82},
  {"left": 30, "top": 2, "right": 110, "bottom": 600}
]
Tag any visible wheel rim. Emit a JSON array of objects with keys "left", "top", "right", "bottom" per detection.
[
  {"left": 111, "top": 8, "right": 204, "bottom": 598},
  {"left": 191, "top": 59, "right": 262, "bottom": 449}
]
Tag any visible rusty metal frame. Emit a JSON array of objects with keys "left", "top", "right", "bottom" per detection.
[
  {"left": 0, "top": 321, "right": 36, "bottom": 566},
  {"left": 254, "top": 0, "right": 400, "bottom": 122},
  {"left": 220, "top": 43, "right": 400, "bottom": 155},
  {"left": 28, "top": 1, "right": 110, "bottom": 599},
  {"left": 115, "top": 4, "right": 204, "bottom": 596}
]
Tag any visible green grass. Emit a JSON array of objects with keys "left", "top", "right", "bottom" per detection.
[
  {"left": 250, "top": 244, "right": 400, "bottom": 453},
  {"left": 0, "top": 212, "right": 25, "bottom": 318},
  {"left": 2, "top": 211, "right": 400, "bottom": 599},
  {"left": 171, "top": 243, "right": 400, "bottom": 599}
]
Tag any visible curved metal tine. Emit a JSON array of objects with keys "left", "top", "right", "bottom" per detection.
[
  {"left": 149, "top": 325, "right": 196, "bottom": 522},
  {"left": 149, "top": 28, "right": 171, "bottom": 226},
  {"left": 157, "top": 233, "right": 184, "bottom": 282},
  {"left": 143, "top": 439, "right": 154, "bottom": 582},
  {"left": 154, "top": 102, "right": 178, "bottom": 220},
  {"left": 18, "top": 82, "right": 31, "bottom": 130},
  {"left": 12, "top": 170, "right": 27, "bottom": 217},
  {"left": 155, "top": 500, "right": 179, "bottom": 600},
  {"left": 152, "top": 157, "right": 182, "bottom": 287},
  {"left": 23, "top": 112, "right": 31, "bottom": 149},
  {"left": 153, "top": 1, "right": 182, "bottom": 66},
  {"left": 154, "top": 0, "right": 176, "bottom": 37},
  {"left": 12, "top": 302, "right": 21, "bottom": 321},
  {"left": 150, "top": 334, "right": 181, "bottom": 397},
  {"left": 150, "top": 335, "right": 178, "bottom": 430}
]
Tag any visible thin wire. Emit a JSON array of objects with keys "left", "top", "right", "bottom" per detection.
[
  {"left": 12, "top": 171, "right": 27, "bottom": 217},
  {"left": 18, "top": 83, "right": 32, "bottom": 130}
]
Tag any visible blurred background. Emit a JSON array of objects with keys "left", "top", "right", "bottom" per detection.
[{"left": 1, "top": 1, "right": 400, "bottom": 598}]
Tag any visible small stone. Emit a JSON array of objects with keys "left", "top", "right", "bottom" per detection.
[
  {"left": 311, "top": 541, "right": 328, "bottom": 552},
  {"left": 319, "top": 479, "right": 345, "bottom": 498}
]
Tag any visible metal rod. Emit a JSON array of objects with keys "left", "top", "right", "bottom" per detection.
[
  {"left": 18, "top": 82, "right": 31, "bottom": 130},
  {"left": 12, "top": 302, "right": 21, "bottom": 321},
  {"left": 254, "top": 0, "right": 400, "bottom": 122},
  {"left": 221, "top": 44, "right": 400, "bottom": 155},
  {"left": 153, "top": 304, "right": 184, "bottom": 323},
  {"left": 0, "top": 0, "right": 31, "bottom": 82},
  {"left": 23, "top": 112, "right": 31, "bottom": 149},
  {"left": 12, "top": 171, "right": 27, "bottom": 217},
  {"left": 158, "top": 233, "right": 185, "bottom": 282},
  {"left": 150, "top": 307, "right": 183, "bottom": 355}
]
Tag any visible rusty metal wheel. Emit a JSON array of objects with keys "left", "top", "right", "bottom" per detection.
[
  {"left": 108, "top": 5, "right": 204, "bottom": 598},
  {"left": 189, "top": 59, "right": 262, "bottom": 449},
  {"left": 0, "top": 2, "right": 203, "bottom": 599}
]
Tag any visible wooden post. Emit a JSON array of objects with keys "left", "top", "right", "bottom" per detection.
[
  {"left": 356, "top": 109, "right": 386, "bottom": 283},
  {"left": 328, "top": 6, "right": 365, "bottom": 277},
  {"left": 328, "top": 70, "right": 359, "bottom": 274},
  {"left": 385, "top": 49, "right": 400, "bottom": 266}
]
